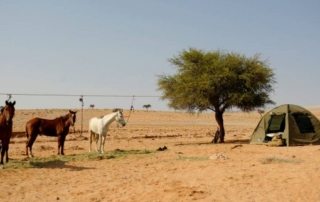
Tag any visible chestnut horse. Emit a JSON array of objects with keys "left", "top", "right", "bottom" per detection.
[
  {"left": 0, "top": 100, "right": 16, "bottom": 167},
  {"left": 25, "top": 110, "right": 77, "bottom": 157}
]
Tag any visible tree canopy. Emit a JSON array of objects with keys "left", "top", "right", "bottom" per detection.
[{"left": 158, "top": 48, "right": 275, "bottom": 143}]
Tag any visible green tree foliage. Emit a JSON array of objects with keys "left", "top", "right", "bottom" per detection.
[{"left": 158, "top": 48, "right": 275, "bottom": 143}]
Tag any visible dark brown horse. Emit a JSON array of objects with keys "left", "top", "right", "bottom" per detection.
[
  {"left": 0, "top": 100, "right": 16, "bottom": 167},
  {"left": 25, "top": 110, "right": 77, "bottom": 157}
]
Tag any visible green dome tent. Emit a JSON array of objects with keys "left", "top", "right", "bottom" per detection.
[{"left": 250, "top": 104, "right": 320, "bottom": 146}]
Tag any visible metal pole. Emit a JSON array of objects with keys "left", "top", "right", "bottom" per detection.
[
  {"left": 79, "top": 95, "right": 84, "bottom": 135},
  {"left": 7, "top": 94, "right": 12, "bottom": 101},
  {"left": 130, "top": 95, "right": 135, "bottom": 112}
]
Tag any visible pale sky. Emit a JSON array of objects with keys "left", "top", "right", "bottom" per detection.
[{"left": 1, "top": 0, "right": 320, "bottom": 110}]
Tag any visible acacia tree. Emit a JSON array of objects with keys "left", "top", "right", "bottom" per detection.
[{"left": 158, "top": 48, "right": 275, "bottom": 143}]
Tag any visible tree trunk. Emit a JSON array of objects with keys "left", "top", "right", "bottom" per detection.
[{"left": 213, "top": 110, "right": 225, "bottom": 143}]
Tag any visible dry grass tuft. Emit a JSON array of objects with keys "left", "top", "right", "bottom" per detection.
[
  {"left": 260, "top": 156, "right": 301, "bottom": 164},
  {"left": 3, "top": 149, "right": 155, "bottom": 169}
]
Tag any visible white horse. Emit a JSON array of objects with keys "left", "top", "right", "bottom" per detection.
[{"left": 89, "top": 110, "right": 126, "bottom": 154}]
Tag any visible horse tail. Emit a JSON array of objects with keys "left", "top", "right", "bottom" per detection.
[
  {"left": 89, "top": 119, "right": 92, "bottom": 152},
  {"left": 25, "top": 119, "right": 35, "bottom": 139},
  {"left": 25, "top": 118, "right": 38, "bottom": 142},
  {"left": 25, "top": 120, "right": 31, "bottom": 156},
  {"left": 25, "top": 122, "right": 29, "bottom": 139}
]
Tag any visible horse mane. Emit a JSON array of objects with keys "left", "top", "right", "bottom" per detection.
[
  {"left": 102, "top": 112, "right": 116, "bottom": 119},
  {"left": 60, "top": 113, "right": 70, "bottom": 120},
  {"left": 112, "top": 108, "right": 123, "bottom": 112},
  {"left": 98, "top": 111, "right": 118, "bottom": 119},
  {"left": 58, "top": 110, "right": 76, "bottom": 120},
  {"left": 58, "top": 113, "right": 75, "bottom": 125}
]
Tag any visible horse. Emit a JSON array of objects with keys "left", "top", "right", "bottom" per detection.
[
  {"left": 0, "top": 100, "right": 16, "bottom": 167},
  {"left": 25, "top": 110, "right": 77, "bottom": 157},
  {"left": 89, "top": 110, "right": 126, "bottom": 154}
]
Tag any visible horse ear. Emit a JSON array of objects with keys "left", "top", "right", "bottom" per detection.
[
  {"left": 12, "top": 101, "right": 16, "bottom": 106},
  {"left": 5, "top": 100, "right": 8, "bottom": 105}
]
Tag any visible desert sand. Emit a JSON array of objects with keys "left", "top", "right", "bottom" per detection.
[{"left": 1, "top": 108, "right": 320, "bottom": 202}]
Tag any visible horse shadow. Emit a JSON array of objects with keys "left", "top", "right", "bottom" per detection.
[{"left": 29, "top": 159, "right": 95, "bottom": 171}]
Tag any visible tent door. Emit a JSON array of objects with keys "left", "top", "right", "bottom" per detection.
[{"left": 265, "top": 114, "right": 286, "bottom": 141}]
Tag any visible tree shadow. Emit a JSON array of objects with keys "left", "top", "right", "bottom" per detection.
[
  {"left": 175, "top": 139, "right": 250, "bottom": 146},
  {"left": 224, "top": 139, "right": 250, "bottom": 144}
]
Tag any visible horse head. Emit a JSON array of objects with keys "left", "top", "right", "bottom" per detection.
[
  {"left": 3, "top": 101, "right": 16, "bottom": 125},
  {"left": 68, "top": 110, "right": 77, "bottom": 126},
  {"left": 115, "top": 110, "right": 126, "bottom": 127}
]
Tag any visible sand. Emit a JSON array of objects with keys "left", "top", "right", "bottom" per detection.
[{"left": 1, "top": 108, "right": 320, "bottom": 202}]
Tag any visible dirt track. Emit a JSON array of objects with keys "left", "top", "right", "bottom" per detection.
[{"left": 1, "top": 108, "right": 320, "bottom": 201}]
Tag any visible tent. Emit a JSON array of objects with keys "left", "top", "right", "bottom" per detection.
[{"left": 250, "top": 104, "right": 320, "bottom": 146}]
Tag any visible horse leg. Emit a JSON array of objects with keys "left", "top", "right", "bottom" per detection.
[
  {"left": 5, "top": 143, "right": 9, "bottom": 163},
  {"left": 101, "top": 134, "right": 106, "bottom": 154},
  {"left": 25, "top": 140, "right": 29, "bottom": 157},
  {"left": 0, "top": 140, "right": 9, "bottom": 163},
  {"left": 25, "top": 130, "right": 29, "bottom": 156},
  {"left": 99, "top": 134, "right": 104, "bottom": 154},
  {"left": 0, "top": 146, "right": 5, "bottom": 167},
  {"left": 57, "top": 136, "right": 62, "bottom": 155},
  {"left": 95, "top": 134, "right": 100, "bottom": 153},
  {"left": 60, "top": 135, "right": 66, "bottom": 155},
  {"left": 26, "top": 133, "right": 38, "bottom": 157},
  {"left": 89, "top": 131, "right": 93, "bottom": 152},
  {"left": 25, "top": 126, "right": 32, "bottom": 156},
  {"left": 89, "top": 131, "right": 91, "bottom": 152}
]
